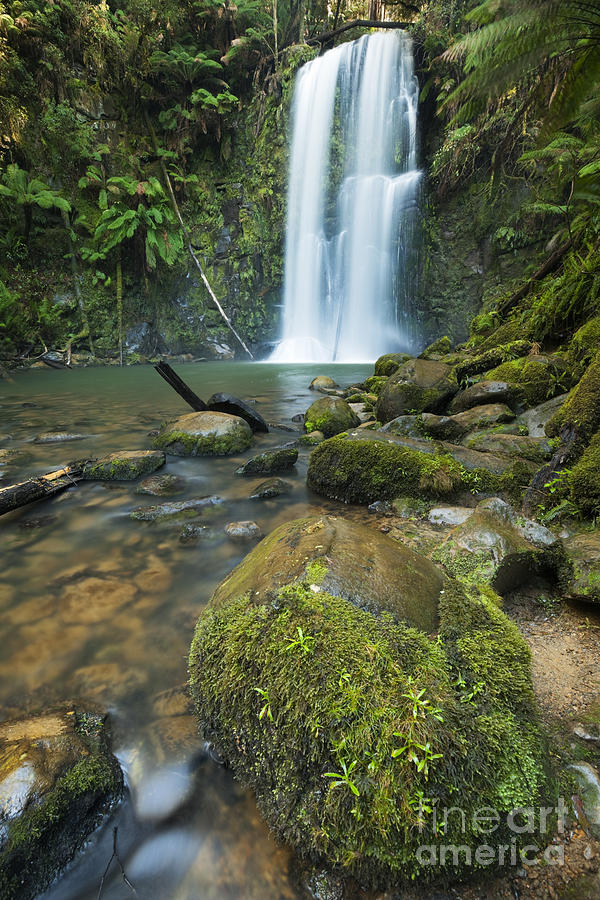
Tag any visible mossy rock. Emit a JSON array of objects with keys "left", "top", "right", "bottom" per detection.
[
  {"left": 189, "top": 565, "right": 551, "bottom": 887},
  {"left": 449, "top": 380, "right": 523, "bottom": 414},
  {"left": 304, "top": 397, "right": 360, "bottom": 438},
  {"left": 376, "top": 359, "right": 457, "bottom": 424},
  {"left": 476, "top": 317, "right": 536, "bottom": 352},
  {"left": 83, "top": 450, "right": 165, "bottom": 481},
  {"left": 306, "top": 431, "right": 522, "bottom": 505},
  {"left": 564, "top": 531, "right": 600, "bottom": 605},
  {"left": 462, "top": 431, "right": 552, "bottom": 463},
  {"left": 153, "top": 411, "right": 253, "bottom": 457},
  {"left": 452, "top": 341, "right": 533, "bottom": 382},
  {"left": 485, "top": 355, "right": 573, "bottom": 407},
  {"left": 430, "top": 497, "right": 569, "bottom": 593},
  {"left": 568, "top": 430, "right": 600, "bottom": 516},
  {"left": 423, "top": 404, "right": 515, "bottom": 442},
  {"left": 210, "top": 515, "right": 444, "bottom": 632},
  {"left": 380, "top": 415, "right": 425, "bottom": 440},
  {"left": 0, "top": 708, "right": 123, "bottom": 899},
  {"left": 373, "top": 352, "right": 412, "bottom": 377},
  {"left": 309, "top": 376, "right": 339, "bottom": 391},
  {"left": 567, "top": 316, "right": 600, "bottom": 368},
  {"left": 363, "top": 375, "right": 389, "bottom": 395},
  {"left": 235, "top": 445, "right": 298, "bottom": 475},
  {"left": 418, "top": 335, "right": 452, "bottom": 360},
  {"left": 545, "top": 350, "right": 600, "bottom": 446}
]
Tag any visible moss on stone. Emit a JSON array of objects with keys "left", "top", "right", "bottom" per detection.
[
  {"left": 476, "top": 317, "right": 536, "bottom": 352},
  {"left": 84, "top": 450, "right": 165, "bottom": 481},
  {"left": 452, "top": 341, "right": 533, "bottom": 383},
  {"left": 189, "top": 576, "right": 551, "bottom": 888},
  {"left": 153, "top": 412, "right": 253, "bottom": 457},
  {"left": 545, "top": 350, "right": 600, "bottom": 445},
  {"left": 304, "top": 397, "right": 360, "bottom": 438},
  {"left": 373, "top": 353, "right": 412, "bottom": 377},
  {"left": 485, "top": 356, "right": 571, "bottom": 407},
  {"left": 419, "top": 335, "right": 452, "bottom": 359},
  {"left": 364, "top": 375, "right": 389, "bottom": 395},
  {"left": 569, "top": 431, "right": 600, "bottom": 516},
  {"left": 235, "top": 445, "right": 298, "bottom": 475}
]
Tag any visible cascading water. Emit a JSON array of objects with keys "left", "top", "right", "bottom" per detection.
[{"left": 270, "top": 32, "right": 421, "bottom": 363}]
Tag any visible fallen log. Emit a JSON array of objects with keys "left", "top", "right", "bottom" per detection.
[
  {"left": 0, "top": 464, "right": 84, "bottom": 517},
  {"left": 154, "top": 362, "right": 208, "bottom": 411}
]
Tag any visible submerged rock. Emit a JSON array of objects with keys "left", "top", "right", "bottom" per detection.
[
  {"left": 190, "top": 518, "right": 550, "bottom": 888},
  {"left": 0, "top": 708, "right": 122, "bottom": 899},
  {"left": 375, "top": 358, "right": 457, "bottom": 423},
  {"left": 84, "top": 450, "right": 165, "bottom": 480},
  {"left": 134, "top": 473, "right": 184, "bottom": 496},
  {"left": 34, "top": 432, "right": 89, "bottom": 444},
  {"left": 179, "top": 523, "right": 212, "bottom": 545},
  {"left": 224, "top": 520, "right": 263, "bottom": 541},
  {"left": 130, "top": 496, "right": 223, "bottom": 522},
  {"left": 249, "top": 477, "right": 291, "bottom": 500},
  {"left": 304, "top": 396, "right": 360, "bottom": 438},
  {"left": 428, "top": 506, "right": 474, "bottom": 527},
  {"left": 431, "top": 497, "right": 567, "bottom": 592},
  {"left": 207, "top": 393, "right": 269, "bottom": 433},
  {"left": 153, "top": 411, "right": 252, "bottom": 457},
  {"left": 235, "top": 445, "right": 298, "bottom": 476}
]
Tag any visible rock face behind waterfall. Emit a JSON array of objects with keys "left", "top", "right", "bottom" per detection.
[{"left": 189, "top": 516, "right": 551, "bottom": 889}]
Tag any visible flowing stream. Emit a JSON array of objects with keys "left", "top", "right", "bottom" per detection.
[
  {"left": 0, "top": 362, "right": 373, "bottom": 899},
  {"left": 271, "top": 32, "right": 421, "bottom": 364}
]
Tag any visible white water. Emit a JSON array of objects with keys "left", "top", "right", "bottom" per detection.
[{"left": 271, "top": 32, "right": 421, "bottom": 364}]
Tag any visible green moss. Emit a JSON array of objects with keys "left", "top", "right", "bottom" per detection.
[
  {"left": 419, "top": 335, "right": 452, "bottom": 358},
  {"left": 189, "top": 577, "right": 551, "bottom": 888},
  {"left": 364, "top": 375, "right": 389, "bottom": 395},
  {"left": 235, "top": 446, "right": 298, "bottom": 475},
  {"left": 373, "top": 353, "right": 412, "bottom": 377},
  {"left": 476, "top": 318, "right": 536, "bottom": 352},
  {"left": 452, "top": 341, "right": 533, "bottom": 383},
  {"left": 0, "top": 713, "right": 122, "bottom": 899},
  {"left": 485, "top": 357, "right": 571, "bottom": 407},
  {"left": 569, "top": 431, "right": 600, "bottom": 516},
  {"left": 545, "top": 350, "right": 600, "bottom": 445},
  {"left": 153, "top": 426, "right": 251, "bottom": 457},
  {"left": 303, "top": 397, "right": 360, "bottom": 439}
]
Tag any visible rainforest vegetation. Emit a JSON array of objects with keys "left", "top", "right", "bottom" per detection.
[{"left": 0, "top": 0, "right": 598, "bottom": 361}]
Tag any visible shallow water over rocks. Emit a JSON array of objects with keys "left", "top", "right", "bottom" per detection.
[{"left": 0, "top": 361, "right": 372, "bottom": 899}]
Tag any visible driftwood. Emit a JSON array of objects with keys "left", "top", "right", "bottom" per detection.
[
  {"left": 0, "top": 464, "right": 84, "bottom": 517},
  {"left": 154, "top": 362, "right": 208, "bottom": 411},
  {"left": 306, "top": 19, "right": 410, "bottom": 45}
]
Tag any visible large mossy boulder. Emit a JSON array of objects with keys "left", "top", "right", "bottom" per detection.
[
  {"left": 569, "top": 431, "right": 600, "bottom": 516},
  {"left": 189, "top": 528, "right": 551, "bottom": 888},
  {"left": 422, "top": 403, "right": 515, "bottom": 442},
  {"left": 235, "top": 445, "right": 298, "bottom": 475},
  {"left": 545, "top": 350, "right": 600, "bottom": 445},
  {"left": 153, "top": 411, "right": 252, "bottom": 456},
  {"left": 564, "top": 531, "right": 600, "bottom": 605},
  {"left": 209, "top": 515, "right": 444, "bottom": 632},
  {"left": 450, "top": 380, "right": 523, "bottom": 414},
  {"left": 430, "top": 497, "right": 568, "bottom": 593},
  {"left": 307, "top": 431, "right": 531, "bottom": 505},
  {"left": 0, "top": 708, "right": 122, "bottom": 899},
  {"left": 373, "top": 352, "right": 412, "bottom": 377},
  {"left": 304, "top": 396, "right": 360, "bottom": 438},
  {"left": 376, "top": 359, "right": 457, "bottom": 424}
]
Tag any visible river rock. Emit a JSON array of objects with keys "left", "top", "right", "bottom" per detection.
[
  {"left": 563, "top": 532, "right": 600, "bottom": 605},
  {"left": 249, "top": 477, "right": 291, "bottom": 500},
  {"left": 375, "top": 358, "right": 457, "bottom": 423},
  {"left": 462, "top": 431, "right": 552, "bottom": 462},
  {"left": 297, "top": 430, "right": 324, "bottom": 446},
  {"left": 189, "top": 519, "right": 550, "bottom": 887},
  {"left": 380, "top": 415, "right": 424, "bottom": 439},
  {"left": 428, "top": 506, "right": 474, "bottom": 527},
  {"left": 33, "top": 432, "right": 88, "bottom": 444},
  {"left": 153, "top": 411, "right": 252, "bottom": 456},
  {"left": 207, "top": 393, "right": 269, "bottom": 433},
  {"left": 0, "top": 708, "right": 122, "bottom": 899},
  {"left": 373, "top": 352, "right": 412, "bottom": 376},
  {"left": 211, "top": 515, "right": 444, "bottom": 631},
  {"left": 431, "top": 497, "right": 567, "bottom": 592},
  {"left": 304, "top": 396, "right": 360, "bottom": 437},
  {"left": 84, "top": 450, "right": 166, "bottom": 480},
  {"left": 423, "top": 403, "right": 516, "bottom": 442},
  {"left": 568, "top": 763, "right": 600, "bottom": 838},
  {"left": 485, "top": 354, "right": 573, "bottom": 407},
  {"left": 179, "top": 524, "right": 211, "bottom": 544},
  {"left": 224, "top": 520, "right": 263, "bottom": 541},
  {"left": 130, "top": 496, "right": 223, "bottom": 522},
  {"left": 134, "top": 473, "right": 184, "bottom": 496},
  {"left": 449, "top": 380, "right": 523, "bottom": 414},
  {"left": 235, "top": 445, "right": 298, "bottom": 476},
  {"left": 309, "top": 376, "right": 338, "bottom": 391}
]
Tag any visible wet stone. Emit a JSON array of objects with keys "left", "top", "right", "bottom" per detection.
[
  {"left": 249, "top": 477, "right": 291, "bottom": 500},
  {"left": 130, "top": 496, "right": 223, "bottom": 522},
  {"left": 179, "top": 524, "right": 211, "bottom": 544},
  {"left": 235, "top": 445, "right": 298, "bottom": 476},
  {"left": 84, "top": 450, "right": 165, "bottom": 481},
  {"left": 428, "top": 506, "right": 474, "bottom": 527},
  {"left": 207, "top": 393, "right": 269, "bottom": 433},
  {"left": 224, "top": 521, "right": 263, "bottom": 541},
  {"left": 134, "top": 474, "right": 184, "bottom": 496},
  {"left": 34, "top": 432, "right": 89, "bottom": 444}
]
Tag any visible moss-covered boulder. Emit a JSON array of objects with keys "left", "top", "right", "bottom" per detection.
[
  {"left": 235, "top": 444, "right": 298, "bottom": 475},
  {"left": 380, "top": 415, "right": 425, "bottom": 439},
  {"left": 376, "top": 359, "right": 457, "bottom": 424},
  {"left": 83, "top": 449, "right": 165, "bottom": 480},
  {"left": 451, "top": 341, "right": 533, "bottom": 382},
  {"left": 304, "top": 397, "right": 360, "bottom": 438},
  {"left": 0, "top": 708, "right": 122, "bottom": 899},
  {"left": 485, "top": 355, "right": 573, "bottom": 407},
  {"left": 431, "top": 497, "right": 568, "bottom": 593},
  {"left": 462, "top": 431, "right": 552, "bottom": 463},
  {"left": 569, "top": 431, "right": 600, "bottom": 516},
  {"left": 564, "top": 532, "right": 600, "bottom": 605},
  {"left": 306, "top": 431, "right": 530, "bottom": 505},
  {"left": 189, "top": 560, "right": 551, "bottom": 887},
  {"left": 545, "top": 350, "right": 600, "bottom": 445},
  {"left": 309, "top": 375, "right": 339, "bottom": 391},
  {"left": 515, "top": 394, "right": 566, "bottom": 438},
  {"left": 153, "top": 411, "right": 252, "bottom": 456},
  {"left": 422, "top": 404, "right": 515, "bottom": 442},
  {"left": 449, "top": 380, "right": 523, "bottom": 414},
  {"left": 418, "top": 335, "right": 452, "bottom": 360},
  {"left": 209, "top": 515, "right": 444, "bottom": 631},
  {"left": 364, "top": 374, "right": 390, "bottom": 395},
  {"left": 373, "top": 352, "right": 412, "bottom": 377}
]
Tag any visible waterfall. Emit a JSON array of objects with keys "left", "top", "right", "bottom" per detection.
[{"left": 270, "top": 32, "right": 421, "bottom": 363}]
